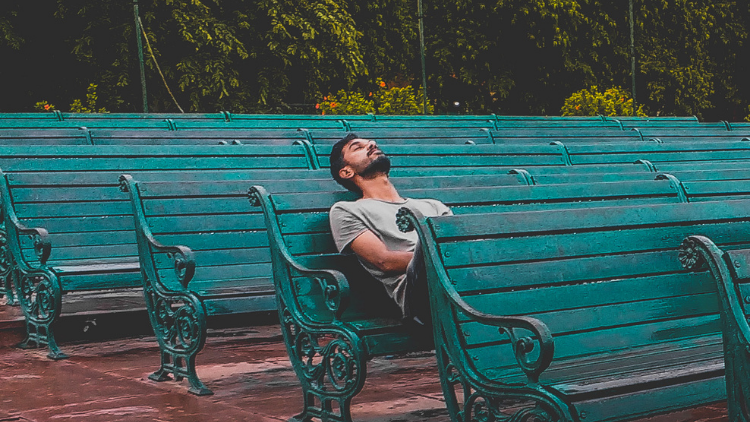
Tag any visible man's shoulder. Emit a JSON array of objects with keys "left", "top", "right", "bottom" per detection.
[
  {"left": 330, "top": 200, "right": 365, "bottom": 218},
  {"left": 330, "top": 200, "right": 358, "bottom": 212},
  {"left": 407, "top": 197, "right": 447, "bottom": 208},
  {"left": 405, "top": 197, "right": 451, "bottom": 215}
]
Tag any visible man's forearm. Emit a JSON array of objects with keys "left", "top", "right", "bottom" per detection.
[{"left": 375, "top": 250, "right": 413, "bottom": 274}]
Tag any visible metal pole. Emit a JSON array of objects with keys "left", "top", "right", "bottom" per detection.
[
  {"left": 418, "top": 0, "right": 428, "bottom": 114},
  {"left": 629, "top": 0, "right": 636, "bottom": 115},
  {"left": 134, "top": 0, "right": 148, "bottom": 112}
]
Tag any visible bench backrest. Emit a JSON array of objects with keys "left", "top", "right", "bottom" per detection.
[
  {"left": 0, "top": 145, "right": 313, "bottom": 270},
  {"left": 305, "top": 128, "right": 494, "bottom": 145},
  {"left": 401, "top": 199, "right": 750, "bottom": 379}
]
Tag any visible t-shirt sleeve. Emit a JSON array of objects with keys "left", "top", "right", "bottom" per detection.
[
  {"left": 432, "top": 199, "right": 453, "bottom": 216},
  {"left": 329, "top": 203, "right": 369, "bottom": 253}
]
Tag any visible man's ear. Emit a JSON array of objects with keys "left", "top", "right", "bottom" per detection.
[{"left": 339, "top": 165, "right": 354, "bottom": 181}]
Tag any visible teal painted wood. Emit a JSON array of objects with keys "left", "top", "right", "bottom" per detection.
[
  {"left": 305, "top": 127, "right": 495, "bottom": 145},
  {"left": 247, "top": 172, "right": 750, "bottom": 422},
  {"left": 603, "top": 115, "right": 699, "bottom": 122},
  {"left": 396, "top": 199, "right": 746, "bottom": 422},
  {"left": 123, "top": 172, "right": 538, "bottom": 396},
  {"left": 88, "top": 129, "right": 309, "bottom": 145},
  {"left": 0, "top": 144, "right": 315, "bottom": 360},
  {"left": 678, "top": 234, "right": 750, "bottom": 422},
  {"left": 345, "top": 119, "right": 500, "bottom": 131}
]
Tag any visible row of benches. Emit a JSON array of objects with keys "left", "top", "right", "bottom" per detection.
[
  {"left": 0, "top": 113, "right": 739, "bottom": 132},
  {"left": 248, "top": 173, "right": 750, "bottom": 421},
  {"left": 3, "top": 141, "right": 750, "bottom": 421},
  {"left": 3, "top": 125, "right": 750, "bottom": 146}
]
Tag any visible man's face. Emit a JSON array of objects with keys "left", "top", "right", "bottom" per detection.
[{"left": 339, "top": 138, "right": 391, "bottom": 180}]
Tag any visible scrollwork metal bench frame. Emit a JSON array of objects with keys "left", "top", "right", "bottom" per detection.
[{"left": 396, "top": 200, "right": 739, "bottom": 422}]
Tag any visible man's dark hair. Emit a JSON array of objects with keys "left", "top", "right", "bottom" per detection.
[{"left": 330, "top": 133, "right": 361, "bottom": 193}]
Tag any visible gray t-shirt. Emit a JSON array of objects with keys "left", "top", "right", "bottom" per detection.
[{"left": 329, "top": 197, "right": 452, "bottom": 314}]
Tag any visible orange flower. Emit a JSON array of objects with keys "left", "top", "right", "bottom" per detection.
[
  {"left": 315, "top": 103, "right": 320, "bottom": 109},
  {"left": 620, "top": 97, "right": 625, "bottom": 102},
  {"left": 368, "top": 92, "right": 372, "bottom": 97},
  {"left": 575, "top": 105, "right": 580, "bottom": 110},
  {"left": 321, "top": 111, "right": 325, "bottom": 115},
  {"left": 379, "top": 81, "right": 386, "bottom": 87},
  {"left": 44, "top": 104, "right": 50, "bottom": 110},
  {"left": 323, "top": 96, "right": 328, "bottom": 100},
  {"left": 330, "top": 102, "right": 337, "bottom": 108}
]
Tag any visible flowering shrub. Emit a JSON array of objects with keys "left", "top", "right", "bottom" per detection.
[
  {"left": 318, "top": 78, "right": 432, "bottom": 115},
  {"left": 318, "top": 91, "right": 375, "bottom": 115},
  {"left": 34, "top": 101, "right": 56, "bottom": 111},
  {"left": 561, "top": 86, "right": 645, "bottom": 117},
  {"left": 34, "top": 84, "right": 108, "bottom": 113}
]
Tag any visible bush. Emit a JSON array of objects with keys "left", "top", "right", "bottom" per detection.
[
  {"left": 33, "top": 101, "right": 56, "bottom": 112},
  {"left": 70, "top": 83, "right": 108, "bottom": 113},
  {"left": 561, "top": 86, "right": 645, "bottom": 117},
  {"left": 318, "top": 91, "right": 375, "bottom": 115},
  {"left": 35, "top": 83, "right": 108, "bottom": 113},
  {"left": 318, "top": 78, "right": 432, "bottom": 115}
]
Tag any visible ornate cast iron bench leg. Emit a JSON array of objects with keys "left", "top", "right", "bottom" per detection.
[
  {"left": 142, "top": 280, "right": 212, "bottom": 395},
  {"left": 0, "top": 229, "right": 16, "bottom": 306},
  {"left": 15, "top": 269, "right": 67, "bottom": 360},
  {"left": 279, "top": 304, "right": 367, "bottom": 422}
]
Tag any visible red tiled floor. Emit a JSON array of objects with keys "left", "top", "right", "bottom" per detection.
[{"left": 0, "top": 299, "right": 730, "bottom": 422}]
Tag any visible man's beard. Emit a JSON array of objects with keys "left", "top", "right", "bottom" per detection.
[{"left": 359, "top": 154, "right": 391, "bottom": 178}]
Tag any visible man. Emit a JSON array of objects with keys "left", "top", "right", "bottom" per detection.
[{"left": 328, "top": 133, "right": 452, "bottom": 326}]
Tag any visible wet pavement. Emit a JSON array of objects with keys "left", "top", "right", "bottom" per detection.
[{"left": 0, "top": 297, "right": 730, "bottom": 422}]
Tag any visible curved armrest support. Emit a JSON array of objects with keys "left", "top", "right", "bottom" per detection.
[
  {"left": 396, "top": 207, "right": 554, "bottom": 384},
  {"left": 680, "top": 235, "right": 750, "bottom": 348},
  {"left": 0, "top": 175, "right": 51, "bottom": 266},
  {"left": 248, "top": 185, "right": 350, "bottom": 319},
  {"left": 119, "top": 174, "right": 195, "bottom": 288},
  {"left": 463, "top": 309, "right": 554, "bottom": 384}
]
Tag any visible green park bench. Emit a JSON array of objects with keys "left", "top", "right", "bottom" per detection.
[
  {"left": 395, "top": 199, "right": 745, "bottom": 422},
  {"left": 0, "top": 128, "right": 94, "bottom": 145},
  {"left": 343, "top": 119, "right": 500, "bottom": 131},
  {"left": 618, "top": 119, "right": 726, "bottom": 129},
  {"left": 304, "top": 127, "right": 494, "bottom": 145},
  {"left": 678, "top": 229, "right": 750, "bottom": 422},
  {"left": 0, "top": 144, "right": 316, "bottom": 359},
  {"left": 310, "top": 140, "right": 750, "bottom": 174},
  {"left": 118, "top": 171, "right": 568, "bottom": 395},
  {"left": 246, "top": 175, "right": 750, "bottom": 422},
  {"left": 0, "top": 128, "right": 311, "bottom": 146},
  {"left": 88, "top": 128, "right": 310, "bottom": 145},
  {"left": 603, "top": 115, "right": 699, "bottom": 122}
]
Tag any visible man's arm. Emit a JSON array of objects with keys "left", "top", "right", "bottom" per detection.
[{"left": 349, "top": 230, "right": 413, "bottom": 274}]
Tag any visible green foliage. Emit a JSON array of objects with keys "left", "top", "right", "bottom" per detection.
[
  {"left": 0, "top": 9, "right": 23, "bottom": 50},
  {"left": 561, "top": 86, "right": 645, "bottom": 117},
  {"left": 319, "top": 78, "right": 432, "bottom": 115},
  {"left": 318, "top": 91, "right": 375, "bottom": 115},
  {"left": 1, "top": 0, "right": 749, "bottom": 118},
  {"left": 69, "top": 84, "right": 108, "bottom": 113}
]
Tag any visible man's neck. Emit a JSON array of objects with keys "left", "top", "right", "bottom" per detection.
[{"left": 357, "top": 173, "right": 403, "bottom": 202}]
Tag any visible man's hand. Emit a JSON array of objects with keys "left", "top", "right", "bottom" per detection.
[{"left": 349, "top": 230, "right": 413, "bottom": 273}]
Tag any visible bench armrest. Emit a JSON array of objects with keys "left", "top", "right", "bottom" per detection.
[
  {"left": 0, "top": 174, "right": 51, "bottom": 267},
  {"left": 680, "top": 235, "right": 750, "bottom": 347},
  {"left": 248, "top": 185, "right": 350, "bottom": 319},
  {"left": 119, "top": 174, "right": 195, "bottom": 289},
  {"left": 396, "top": 207, "right": 554, "bottom": 384},
  {"left": 460, "top": 306, "right": 554, "bottom": 384}
]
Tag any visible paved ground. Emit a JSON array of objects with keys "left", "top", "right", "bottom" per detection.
[{"left": 0, "top": 297, "right": 730, "bottom": 422}]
